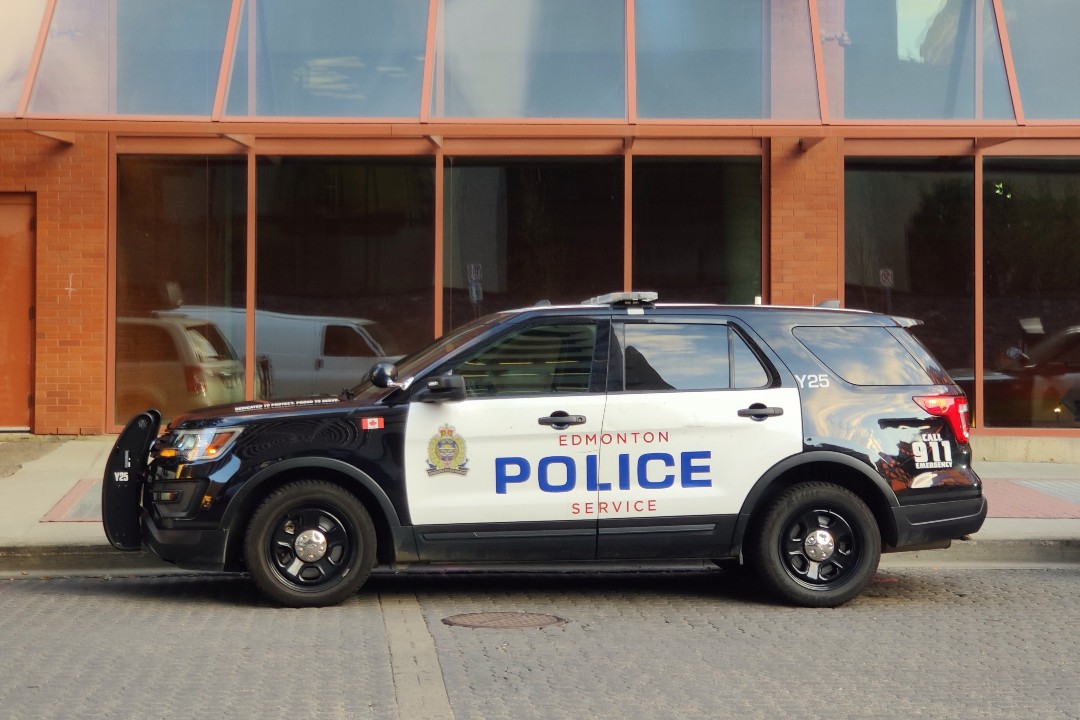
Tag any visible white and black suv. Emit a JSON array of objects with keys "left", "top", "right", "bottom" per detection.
[{"left": 103, "top": 292, "right": 986, "bottom": 608}]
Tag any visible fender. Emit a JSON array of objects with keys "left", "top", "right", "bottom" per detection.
[
  {"left": 220, "top": 456, "right": 408, "bottom": 558},
  {"left": 730, "top": 450, "right": 901, "bottom": 556}
]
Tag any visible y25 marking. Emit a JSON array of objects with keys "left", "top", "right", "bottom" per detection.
[{"left": 795, "top": 374, "right": 831, "bottom": 389}]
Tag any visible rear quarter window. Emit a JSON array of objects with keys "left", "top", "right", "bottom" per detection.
[{"left": 793, "top": 326, "right": 932, "bottom": 386}]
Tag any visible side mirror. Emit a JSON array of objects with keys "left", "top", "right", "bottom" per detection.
[
  {"left": 371, "top": 362, "right": 413, "bottom": 391},
  {"left": 413, "top": 374, "right": 467, "bottom": 403}
]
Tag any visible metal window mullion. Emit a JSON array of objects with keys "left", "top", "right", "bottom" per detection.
[
  {"left": 213, "top": 0, "right": 245, "bottom": 121},
  {"left": 17, "top": 0, "right": 55, "bottom": 117},
  {"left": 990, "top": 0, "right": 1024, "bottom": 125}
]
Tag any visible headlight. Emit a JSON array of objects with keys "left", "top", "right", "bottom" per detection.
[{"left": 157, "top": 427, "right": 244, "bottom": 462}]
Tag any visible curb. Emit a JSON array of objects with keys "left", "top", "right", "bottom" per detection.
[
  {"left": 2, "top": 538, "right": 1079, "bottom": 575},
  {"left": 880, "top": 537, "right": 1080, "bottom": 566},
  {"left": 0, "top": 545, "right": 172, "bottom": 573}
]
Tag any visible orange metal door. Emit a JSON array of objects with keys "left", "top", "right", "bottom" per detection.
[{"left": 0, "top": 195, "right": 34, "bottom": 430}]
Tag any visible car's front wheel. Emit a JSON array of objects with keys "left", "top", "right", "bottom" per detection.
[
  {"left": 244, "top": 480, "right": 376, "bottom": 607},
  {"left": 749, "top": 481, "right": 880, "bottom": 608}
]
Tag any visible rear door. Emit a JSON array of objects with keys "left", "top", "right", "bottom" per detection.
[
  {"left": 403, "top": 318, "right": 608, "bottom": 561},
  {"left": 596, "top": 318, "right": 803, "bottom": 559}
]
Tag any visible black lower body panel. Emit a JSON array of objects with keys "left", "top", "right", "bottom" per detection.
[
  {"left": 143, "top": 515, "right": 229, "bottom": 571},
  {"left": 889, "top": 496, "right": 987, "bottom": 550}
]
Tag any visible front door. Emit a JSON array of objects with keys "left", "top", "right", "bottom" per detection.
[
  {"left": 403, "top": 319, "right": 607, "bottom": 561},
  {"left": 0, "top": 195, "right": 34, "bottom": 430}
]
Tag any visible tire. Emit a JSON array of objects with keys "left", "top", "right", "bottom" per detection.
[
  {"left": 749, "top": 482, "right": 880, "bottom": 608},
  {"left": 244, "top": 480, "right": 376, "bottom": 608}
]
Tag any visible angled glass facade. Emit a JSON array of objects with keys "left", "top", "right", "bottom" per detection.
[{"left": 4, "top": 1, "right": 1080, "bottom": 439}]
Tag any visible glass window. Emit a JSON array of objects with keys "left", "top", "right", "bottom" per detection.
[
  {"left": 983, "top": 158, "right": 1080, "bottom": 428},
  {"left": 732, "top": 329, "right": 770, "bottom": 388},
  {"left": 636, "top": 0, "right": 818, "bottom": 120},
  {"left": 431, "top": 0, "right": 625, "bottom": 118},
  {"left": 845, "top": 157, "right": 975, "bottom": 381},
  {"left": 30, "top": 0, "right": 231, "bottom": 115},
  {"left": 1001, "top": 0, "right": 1080, "bottom": 119},
  {"left": 257, "top": 157, "right": 435, "bottom": 398},
  {"left": 794, "top": 327, "right": 933, "bottom": 386},
  {"left": 633, "top": 159, "right": 762, "bottom": 304},
  {"left": 115, "top": 156, "right": 247, "bottom": 423},
  {"left": 227, "top": 0, "right": 428, "bottom": 118},
  {"left": 0, "top": 0, "right": 47, "bottom": 113},
  {"left": 612, "top": 323, "right": 751, "bottom": 392},
  {"left": 819, "top": 0, "right": 1012, "bottom": 120},
  {"left": 452, "top": 323, "right": 598, "bottom": 398},
  {"left": 323, "top": 325, "right": 378, "bottom": 358},
  {"left": 443, "top": 158, "right": 623, "bottom": 329}
]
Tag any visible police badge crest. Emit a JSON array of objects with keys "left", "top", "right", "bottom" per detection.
[{"left": 427, "top": 424, "right": 469, "bottom": 476}]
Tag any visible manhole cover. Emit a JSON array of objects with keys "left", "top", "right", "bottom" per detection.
[{"left": 442, "top": 612, "right": 566, "bottom": 629}]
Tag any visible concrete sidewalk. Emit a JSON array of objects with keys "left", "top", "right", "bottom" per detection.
[{"left": 0, "top": 436, "right": 1078, "bottom": 573}]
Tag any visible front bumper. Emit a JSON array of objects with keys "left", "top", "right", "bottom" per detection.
[
  {"left": 142, "top": 513, "right": 230, "bottom": 571},
  {"left": 889, "top": 496, "right": 988, "bottom": 550}
]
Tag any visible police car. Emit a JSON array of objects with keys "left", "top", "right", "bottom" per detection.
[{"left": 102, "top": 292, "right": 986, "bottom": 608}]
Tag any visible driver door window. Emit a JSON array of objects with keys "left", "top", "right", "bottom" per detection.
[{"left": 454, "top": 323, "right": 599, "bottom": 397}]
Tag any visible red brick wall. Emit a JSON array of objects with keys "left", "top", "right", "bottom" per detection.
[
  {"left": 0, "top": 130, "right": 109, "bottom": 434},
  {"left": 769, "top": 136, "right": 842, "bottom": 306}
]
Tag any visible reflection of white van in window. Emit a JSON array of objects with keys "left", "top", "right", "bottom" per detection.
[{"left": 158, "top": 306, "right": 401, "bottom": 399}]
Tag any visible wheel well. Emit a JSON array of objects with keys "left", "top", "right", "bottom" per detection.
[
  {"left": 741, "top": 461, "right": 898, "bottom": 553},
  {"left": 223, "top": 466, "right": 398, "bottom": 571}
]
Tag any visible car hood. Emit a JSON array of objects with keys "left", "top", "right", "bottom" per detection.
[{"left": 166, "top": 390, "right": 390, "bottom": 429}]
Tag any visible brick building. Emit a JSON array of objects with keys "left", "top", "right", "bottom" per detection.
[{"left": 1, "top": 1, "right": 1078, "bottom": 456}]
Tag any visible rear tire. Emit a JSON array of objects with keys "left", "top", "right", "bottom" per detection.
[
  {"left": 244, "top": 480, "right": 376, "bottom": 608},
  {"left": 749, "top": 482, "right": 880, "bottom": 608}
]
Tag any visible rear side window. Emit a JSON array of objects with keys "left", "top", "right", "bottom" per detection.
[
  {"left": 610, "top": 322, "right": 770, "bottom": 391},
  {"left": 794, "top": 326, "right": 932, "bottom": 386}
]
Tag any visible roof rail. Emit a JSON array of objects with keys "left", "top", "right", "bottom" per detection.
[{"left": 581, "top": 291, "right": 659, "bottom": 307}]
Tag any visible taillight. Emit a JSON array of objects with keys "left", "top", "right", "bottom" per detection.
[
  {"left": 913, "top": 394, "right": 970, "bottom": 444},
  {"left": 184, "top": 366, "right": 208, "bottom": 396}
]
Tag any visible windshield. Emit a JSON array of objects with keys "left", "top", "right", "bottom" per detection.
[{"left": 348, "top": 313, "right": 506, "bottom": 394}]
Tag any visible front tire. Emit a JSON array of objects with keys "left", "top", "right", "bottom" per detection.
[
  {"left": 244, "top": 480, "right": 376, "bottom": 608},
  {"left": 749, "top": 482, "right": 880, "bottom": 608}
]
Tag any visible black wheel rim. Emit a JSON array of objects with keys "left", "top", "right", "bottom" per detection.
[
  {"left": 265, "top": 504, "right": 355, "bottom": 592},
  {"left": 778, "top": 506, "right": 862, "bottom": 591}
]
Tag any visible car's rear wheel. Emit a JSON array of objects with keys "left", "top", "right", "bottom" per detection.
[
  {"left": 749, "top": 481, "right": 880, "bottom": 608},
  {"left": 244, "top": 480, "right": 376, "bottom": 607}
]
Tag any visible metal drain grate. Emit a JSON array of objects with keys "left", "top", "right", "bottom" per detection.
[{"left": 442, "top": 611, "right": 566, "bottom": 629}]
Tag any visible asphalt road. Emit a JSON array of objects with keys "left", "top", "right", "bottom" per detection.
[{"left": 1, "top": 566, "right": 1077, "bottom": 720}]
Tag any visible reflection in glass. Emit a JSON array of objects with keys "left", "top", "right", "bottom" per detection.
[
  {"left": 432, "top": 0, "right": 624, "bottom": 118},
  {"left": 227, "top": 0, "right": 428, "bottom": 117},
  {"left": 844, "top": 157, "right": 974, "bottom": 385},
  {"left": 0, "top": 0, "right": 46, "bottom": 113},
  {"left": 620, "top": 323, "right": 730, "bottom": 391},
  {"left": 257, "top": 158, "right": 434, "bottom": 398},
  {"left": 633, "top": 159, "right": 761, "bottom": 304},
  {"left": 443, "top": 158, "right": 623, "bottom": 330},
  {"left": 983, "top": 158, "right": 1080, "bottom": 427},
  {"left": 115, "top": 156, "right": 246, "bottom": 423},
  {"left": 30, "top": 0, "right": 230, "bottom": 115},
  {"left": 819, "top": 0, "right": 1012, "bottom": 120},
  {"left": 636, "top": 0, "right": 818, "bottom": 120},
  {"left": 452, "top": 323, "right": 599, "bottom": 397},
  {"left": 1001, "top": 0, "right": 1080, "bottom": 119}
]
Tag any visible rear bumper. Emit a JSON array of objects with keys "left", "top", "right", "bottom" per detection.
[{"left": 889, "top": 496, "right": 988, "bottom": 550}]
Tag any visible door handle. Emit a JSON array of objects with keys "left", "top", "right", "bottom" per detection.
[
  {"left": 737, "top": 404, "right": 784, "bottom": 421},
  {"left": 538, "top": 411, "right": 587, "bottom": 430}
]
